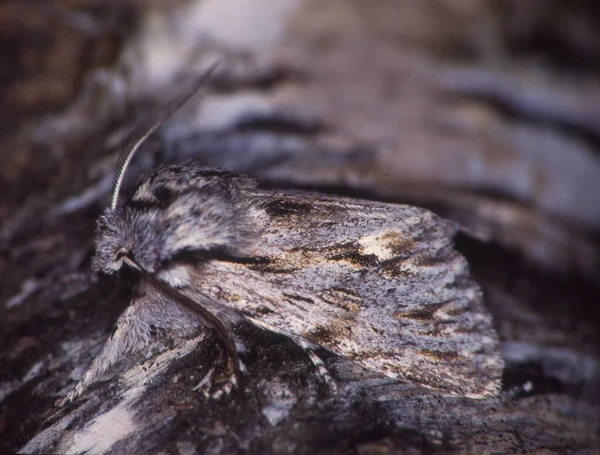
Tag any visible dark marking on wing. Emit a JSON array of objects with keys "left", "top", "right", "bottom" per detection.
[
  {"left": 320, "top": 286, "right": 362, "bottom": 312},
  {"left": 411, "top": 222, "right": 447, "bottom": 243},
  {"left": 378, "top": 258, "right": 415, "bottom": 278},
  {"left": 253, "top": 306, "right": 276, "bottom": 315},
  {"left": 380, "top": 232, "right": 416, "bottom": 256},
  {"left": 322, "top": 235, "right": 418, "bottom": 274},
  {"left": 419, "top": 349, "right": 460, "bottom": 361},
  {"left": 167, "top": 248, "right": 271, "bottom": 267},
  {"left": 264, "top": 198, "right": 315, "bottom": 217},
  {"left": 444, "top": 304, "right": 467, "bottom": 318},
  {"left": 328, "top": 286, "right": 361, "bottom": 299},
  {"left": 325, "top": 241, "right": 380, "bottom": 267},
  {"left": 371, "top": 325, "right": 385, "bottom": 335},
  {"left": 413, "top": 254, "right": 449, "bottom": 267},
  {"left": 248, "top": 258, "right": 298, "bottom": 274},
  {"left": 393, "top": 301, "right": 450, "bottom": 321},
  {"left": 283, "top": 293, "right": 315, "bottom": 305},
  {"left": 403, "top": 371, "right": 452, "bottom": 393},
  {"left": 349, "top": 349, "right": 399, "bottom": 362},
  {"left": 242, "top": 306, "right": 276, "bottom": 319},
  {"left": 306, "top": 325, "right": 336, "bottom": 344},
  {"left": 305, "top": 322, "right": 353, "bottom": 347}
]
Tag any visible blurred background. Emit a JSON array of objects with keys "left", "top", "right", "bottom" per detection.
[{"left": 1, "top": 0, "right": 599, "bottom": 452}]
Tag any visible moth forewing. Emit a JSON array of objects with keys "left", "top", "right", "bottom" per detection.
[{"left": 185, "top": 191, "right": 503, "bottom": 398}]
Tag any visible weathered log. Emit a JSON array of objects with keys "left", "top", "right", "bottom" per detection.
[{"left": 1, "top": 1, "right": 598, "bottom": 454}]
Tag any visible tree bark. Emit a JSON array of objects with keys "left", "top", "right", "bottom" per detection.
[{"left": 1, "top": 1, "right": 598, "bottom": 453}]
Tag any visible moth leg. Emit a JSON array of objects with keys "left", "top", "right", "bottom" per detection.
[
  {"left": 298, "top": 339, "right": 338, "bottom": 393},
  {"left": 190, "top": 337, "right": 247, "bottom": 400},
  {"left": 215, "top": 332, "right": 251, "bottom": 399},
  {"left": 193, "top": 368, "right": 237, "bottom": 400},
  {"left": 216, "top": 343, "right": 246, "bottom": 398},
  {"left": 193, "top": 368, "right": 216, "bottom": 395},
  {"left": 193, "top": 355, "right": 244, "bottom": 400},
  {"left": 156, "top": 283, "right": 249, "bottom": 399},
  {"left": 248, "top": 317, "right": 338, "bottom": 392}
]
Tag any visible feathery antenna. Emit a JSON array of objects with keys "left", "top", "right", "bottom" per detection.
[{"left": 110, "top": 62, "right": 220, "bottom": 210}]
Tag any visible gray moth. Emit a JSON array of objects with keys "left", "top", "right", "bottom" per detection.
[{"left": 65, "top": 64, "right": 503, "bottom": 403}]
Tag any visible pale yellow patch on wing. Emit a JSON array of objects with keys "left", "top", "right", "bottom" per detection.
[{"left": 358, "top": 232, "right": 395, "bottom": 261}]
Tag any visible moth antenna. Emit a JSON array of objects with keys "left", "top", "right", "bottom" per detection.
[{"left": 109, "top": 62, "right": 220, "bottom": 210}]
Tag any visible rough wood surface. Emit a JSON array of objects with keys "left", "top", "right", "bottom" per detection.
[{"left": 1, "top": 1, "right": 599, "bottom": 454}]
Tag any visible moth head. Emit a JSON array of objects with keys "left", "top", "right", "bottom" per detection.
[
  {"left": 92, "top": 209, "right": 135, "bottom": 274},
  {"left": 92, "top": 206, "right": 165, "bottom": 276}
]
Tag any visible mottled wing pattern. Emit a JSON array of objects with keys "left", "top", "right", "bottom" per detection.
[{"left": 189, "top": 193, "right": 503, "bottom": 398}]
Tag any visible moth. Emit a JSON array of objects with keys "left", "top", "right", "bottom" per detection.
[{"left": 65, "top": 63, "right": 503, "bottom": 403}]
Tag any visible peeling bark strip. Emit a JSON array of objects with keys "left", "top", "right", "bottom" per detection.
[{"left": 61, "top": 67, "right": 503, "bottom": 405}]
